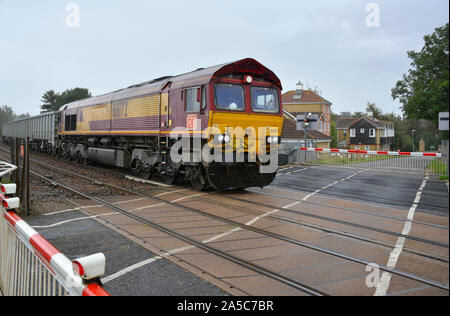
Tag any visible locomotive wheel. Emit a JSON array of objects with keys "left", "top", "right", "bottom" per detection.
[
  {"left": 190, "top": 166, "right": 207, "bottom": 191},
  {"left": 141, "top": 163, "right": 152, "bottom": 180},
  {"left": 163, "top": 159, "right": 178, "bottom": 185},
  {"left": 131, "top": 159, "right": 143, "bottom": 174},
  {"left": 76, "top": 152, "right": 84, "bottom": 164}
]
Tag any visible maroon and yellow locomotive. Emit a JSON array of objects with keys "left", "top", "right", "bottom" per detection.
[{"left": 4, "top": 59, "right": 285, "bottom": 190}]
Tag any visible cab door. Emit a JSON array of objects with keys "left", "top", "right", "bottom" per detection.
[{"left": 159, "top": 81, "right": 172, "bottom": 129}]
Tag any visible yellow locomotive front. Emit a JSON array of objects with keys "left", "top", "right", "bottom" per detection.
[{"left": 197, "top": 67, "right": 285, "bottom": 190}]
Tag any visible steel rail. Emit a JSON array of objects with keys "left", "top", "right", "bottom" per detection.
[
  {"left": 26, "top": 156, "right": 449, "bottom": 249},
  {"left": 245, "top": 189, "right": 448, "bottom": 230},
  {"left": 22, "top": 155, "right": 450, "bottom": 262},
  {"left": 214, "top": 193, "right": 449, "bottom": 249},
  {"left": 28, "top": 170, "right": 328, "bottom": 297}
]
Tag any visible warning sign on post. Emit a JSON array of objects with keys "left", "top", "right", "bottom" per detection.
[{"left": 439, "top": 112, "right": 449, "bottom": 131}]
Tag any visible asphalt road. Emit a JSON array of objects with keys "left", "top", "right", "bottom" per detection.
[{"left": 273, "top": 165, "right": 449, "bottom": 217}]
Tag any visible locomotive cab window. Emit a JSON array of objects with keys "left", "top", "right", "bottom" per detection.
[
  {"left": 214, "top": 84, "right": 245, "bottom": 111},
  {"left": 251, "top": 87, "right": 279, "bottom": 113},
  {"left": 65, "top": 114, "right": 77, "bottom": 131},
  {"left": 185, "top": 87, "right": 201, "bottom": 113}
]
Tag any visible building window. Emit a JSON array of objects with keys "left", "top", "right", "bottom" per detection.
[
  {"left": 343, "top": 130, "right": 347, "bottom": 136},
  {"left": 365, "top": 146, "right": 370, "bottom": 151},
  {"left": 369, "top": 129, "right": 375, "bottom": 137},
  {"left": 350, "top": 129, "right": 355, "bottom": 137},
  {"left": 360, "top": 128, "right": 365, "bottom": 134}
]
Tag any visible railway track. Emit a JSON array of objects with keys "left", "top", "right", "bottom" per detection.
[
  {"left": 4, "top": 149, "right": 449, "bottom": 256},
  {"left": 0, "top": 147, "right": 448, "bottom": 295}
]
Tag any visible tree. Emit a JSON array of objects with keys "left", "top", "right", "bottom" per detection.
[
  {"left": 40, "top": 90, "right": 60, "bottom": 113},
  {"left": 392, "top": 23, "right": 449, "bottom": 126},
  {"left": 0, "top": 105, "right": 16, "bottom": 132},
  {"left": 40, "top": 88, "right": 92, "bottom": 113},
  {"left": 57, "top": 88, "right": 92, "bottom": 108}
]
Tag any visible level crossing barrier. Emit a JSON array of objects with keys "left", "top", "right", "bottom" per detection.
[
  {"left": 0, "top": 160, "right": 109, "bottom": 296},
  {"left": 299, "top": 147, "right": 447, "bottom": 175}
]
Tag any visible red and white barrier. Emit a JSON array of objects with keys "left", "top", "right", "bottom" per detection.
[
  {"left": 1, "top": 192, "right": 109, "bottom": 296},
  {"left": 2, "top": 209, "right": 109, "bottom": 296},
  {"left": 299, "top": 147, "right": 442, "bottom": 157}
]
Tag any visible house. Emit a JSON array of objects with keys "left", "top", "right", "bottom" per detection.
[
  {"left": 282, "top": 82, "right": 332, "bottom": 137},
  {"left": 336, "top": 116, "right": 395, "bottom": 151}
]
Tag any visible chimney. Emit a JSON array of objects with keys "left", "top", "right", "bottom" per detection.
[{"left": 293, "top": 81, "right": 303, "bottom": 100}]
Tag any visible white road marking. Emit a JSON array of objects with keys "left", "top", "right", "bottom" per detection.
[
  {"left": 32, "top": 213, "right": 117, "bottom": 228},
  {"left": 33, "top": 193, "right": 203, "bottom": 229},
  {"left": 42, "top": 197, "right": 149, "bottom": 216},
  {"left": 125, "top": 175, "right": 172, "bottom": 187},
  {"left": 154, "top": 189, "right": 191, "bottom": 197},
  {"left": 374, "top": 175, "right": 429, "bottom": 296}
]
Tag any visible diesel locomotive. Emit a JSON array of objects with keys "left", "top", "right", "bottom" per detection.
[{"left": 2, "top": 58, "right": 286, "bottom": 190}]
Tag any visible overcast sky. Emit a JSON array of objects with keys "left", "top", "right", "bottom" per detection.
[{"left": 0, "top": 0, "right": 448, "bottom": 116}]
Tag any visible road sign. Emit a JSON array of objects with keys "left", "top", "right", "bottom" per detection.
[
  {"left": 296, "top": 114, "right": 319, "bottom": 131},
  {"left": 439, "top": 112, "right": 449, "bottom": 131}
]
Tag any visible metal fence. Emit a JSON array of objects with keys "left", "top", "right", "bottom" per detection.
[
  {"left": 0, "top": 160, "right": 109, "bottom": 296},
  {"left": 299, "top": 148, "right": 448, "bottom": 175},
  {"left": 0, "top": 214, "right": 68, "bottom": 296}
]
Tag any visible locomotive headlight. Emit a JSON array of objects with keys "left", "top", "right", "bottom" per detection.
[
  {"left": 266, "top": 136, "right": 280, "bottom": 144},
  {"left": 244, "top": 75, "right": 253, "bottom": 84},
  {"left": 216, "top": 134, "right": 231, "bottom": 143}
]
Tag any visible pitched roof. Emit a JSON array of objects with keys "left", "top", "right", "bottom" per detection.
[
  {"left": 282, "top": 90, "right": 332, "bottom": 105},
  {"left": 337, "top": 116, "right": 395, "bottom": 129},
  {"left": 336, "top": 118, "right": 355, "bottom": 128}
]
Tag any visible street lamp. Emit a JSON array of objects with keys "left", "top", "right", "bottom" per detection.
[{"left": 411, "top": 129, "right": 416, "bottom": 152}]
